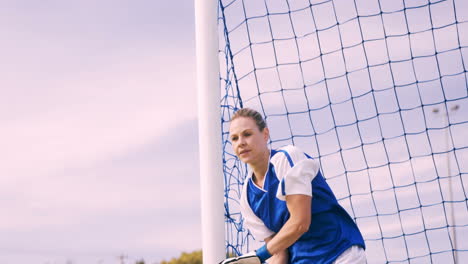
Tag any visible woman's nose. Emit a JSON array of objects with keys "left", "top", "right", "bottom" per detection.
[{"left": 239, "top": 137, "right": 246, "bottom": 145}]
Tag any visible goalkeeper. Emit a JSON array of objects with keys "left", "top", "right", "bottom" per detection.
[{"left": 220, "top": 108, "right": 366, "bottom": 264}]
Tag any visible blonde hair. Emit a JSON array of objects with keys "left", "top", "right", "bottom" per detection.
[{"left": 231, "top": 108, "right": 267, "bottom": 131}]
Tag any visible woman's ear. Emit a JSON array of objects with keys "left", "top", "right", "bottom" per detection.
[{"left": 263, "top": 127, "right": 270, "bottom": 141}]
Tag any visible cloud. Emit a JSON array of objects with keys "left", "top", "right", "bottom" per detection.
[
  {"left": 0, "top": 2, "right": 201, "bottom": 263},
  {"left": 0, "top": 119, "right": 202, "bottom": 263},
  {"left": 0, "top": 26, "right": 197, "bottom": 181}
]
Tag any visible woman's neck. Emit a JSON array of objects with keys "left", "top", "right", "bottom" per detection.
[{"left": 250, "top": 149, "right": 270, "bottom": 188}]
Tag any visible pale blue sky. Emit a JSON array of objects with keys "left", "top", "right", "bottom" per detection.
[{"left": 0, "top": 1, "right": 200, "bottom": 263}]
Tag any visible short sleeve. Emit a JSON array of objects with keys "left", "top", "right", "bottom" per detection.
[
  {"left": 271, "top": 145, "right": 320, "bottom": 201},
  {"left": 240, "top": 176, "right": 275, "bottom": 241}
]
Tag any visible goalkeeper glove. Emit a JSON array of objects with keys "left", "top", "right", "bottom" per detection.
[{"left": 219, "top": 244, "right": 271, "bottom": 264}]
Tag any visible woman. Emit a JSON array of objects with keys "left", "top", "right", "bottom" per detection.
[{"left": 220, "top": 108, "right": 366, "bottom": 264}]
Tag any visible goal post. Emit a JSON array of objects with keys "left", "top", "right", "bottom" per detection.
[{"left": 195, "top": 0, "right": 226, "bottom": 263}]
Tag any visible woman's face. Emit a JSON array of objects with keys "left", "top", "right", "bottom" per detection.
[{"left": 229, "top": 116, "right": 269, "bottom": 165}]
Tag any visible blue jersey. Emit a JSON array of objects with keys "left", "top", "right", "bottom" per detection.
[{"left": 240, "top": 145, "right": 365, "bottom": 264}]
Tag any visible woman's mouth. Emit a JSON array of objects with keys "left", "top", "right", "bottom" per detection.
[{"left": 240, "top": 150, "right": 250, "bottom": 156}]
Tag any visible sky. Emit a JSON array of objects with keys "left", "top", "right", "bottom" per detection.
[
  {"left": 0, "top": 1, "right": 201, "bottom": 263},
  {"left": 1, "top": 0, "right": 467, "bottom": 264}
]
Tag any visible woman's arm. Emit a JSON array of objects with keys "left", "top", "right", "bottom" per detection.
[
  {"left": 266, "top": 250, "right": 289, "bottom": 264},
  {"left": 219, "top": 190, "right": 311, "bottom": 264},
  {"left": 265, "top": 194, "right": 312, "bottom": 255},
  {"left": 264, "top": 235, "right": 289, "bottom": 264}
]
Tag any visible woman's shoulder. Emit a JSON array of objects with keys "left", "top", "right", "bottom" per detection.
[
  {"left": 275, "top": 144, "right": 304, "bottom": 154},
  {"left": 271, "top": 145, "right": 308, "bottom": 167},
  {"left": 274, "top": 145, "right": 306, "bottom": 159}
]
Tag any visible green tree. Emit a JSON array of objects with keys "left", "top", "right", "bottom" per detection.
[{"left": 159, "top": 250, "right": 202, "bottom": 264}]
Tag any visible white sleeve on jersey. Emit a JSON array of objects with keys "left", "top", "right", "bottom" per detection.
[
  {"left": 240, "top": 174, "right": 275, "bottom": 241},
  {"left": 271, "top": 145, "right": 320, "bottom": 201}
]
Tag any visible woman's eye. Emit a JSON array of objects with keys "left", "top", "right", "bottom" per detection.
[{"left": 231, "top": 137, "right": 238, "bottom": 141}]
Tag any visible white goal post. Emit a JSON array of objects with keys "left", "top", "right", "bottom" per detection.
[{"left": 195, "top": 0, "right": 226, "bottom": 263}]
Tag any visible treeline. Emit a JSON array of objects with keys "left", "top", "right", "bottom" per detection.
[
  {"left": 159, "top": 250, "right": 202, "bottom": 264},
  {"left": 134, "top": 250, "right": 202, "bottom": 264}
]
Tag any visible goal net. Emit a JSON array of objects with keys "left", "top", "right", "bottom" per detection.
[{"left": 219, "top": 0, "right": 468, "bottom": 263}]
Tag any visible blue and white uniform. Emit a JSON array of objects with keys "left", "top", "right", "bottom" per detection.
[{"left": 240, "top": 145, "right": 365, "bottom": 264}]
